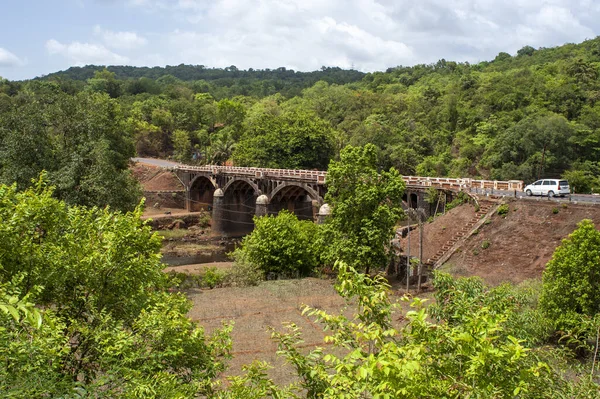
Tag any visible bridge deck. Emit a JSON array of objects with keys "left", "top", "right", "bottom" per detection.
[{"left": 169, "top": 164, "right": 523, "bottom": 191}]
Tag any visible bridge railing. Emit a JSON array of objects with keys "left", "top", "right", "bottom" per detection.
[
  {"left": 169, "top": 165, "right": 328, "bottom": 183},
  {"left": 170, "top": 164, "right": 523, "bottom": 191},
  {"left": 402, "top": 176, "right": 524, "bottom": 191}
]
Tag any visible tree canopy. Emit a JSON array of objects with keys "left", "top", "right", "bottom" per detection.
[
  {"left": 323, "top": 144, "right": 405, "bottom": 272},
  {"left": 0, "top": 178, "right": 231, "bottom": 397},
  {"left": 4, "top": 38, "right": 600, "bottom": 194}
]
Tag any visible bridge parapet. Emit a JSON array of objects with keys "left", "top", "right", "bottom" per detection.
[
  {"left": 169, "top": 165, "right": 327, "bottom": 184},
  {"left": 171, "top": 164, "right": 523, "bottom": 191},
  {"left": 402, "top": 176, "right": 523, "bottom": 191}
]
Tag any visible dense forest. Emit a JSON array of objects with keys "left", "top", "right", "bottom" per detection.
[{"left": 2, "top": 37, "right": 600, "bottom": 212}]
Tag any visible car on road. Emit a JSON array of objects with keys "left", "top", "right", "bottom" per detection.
[{"left": 524, "top": 179, "right": 570, "bottom": 197}]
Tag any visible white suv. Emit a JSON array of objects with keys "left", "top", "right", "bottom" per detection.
[{"left": 524, "top": 179, "right": 570, "bottom": 197}]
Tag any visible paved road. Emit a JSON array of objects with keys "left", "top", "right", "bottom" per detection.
[
  {"left": 467, "top": 188, "right": 600, "bottom": 205},
  {"left": 132, "top": 157, "right": 182, "bottom": 168}
]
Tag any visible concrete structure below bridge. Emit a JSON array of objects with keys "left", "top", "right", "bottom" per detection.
[{"left": 168, "top": 163, "right": 523, "bottom": 237}]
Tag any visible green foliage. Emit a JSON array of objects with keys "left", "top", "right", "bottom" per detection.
[
  {"left": 0, "top": 179, "right": 232, "bottom": 397},
  {"left": 497, "top": 203, "right": 510, "bottom": 216},
  {"left": 0, "top": 89, "right": 141, "bottom": 211},
  {"left": 233, "top": 106, "right": 335, "bottom": 169},
  {"left": 481, "top": 239, "right": 491, "bottom": 249},
  {"left": 234, "top": 210, "right": 321, "bottom": 278},
  {"left": 217, "top": 361, "right": 299, "bottom": 399},
  {"left": 324, "top": 144, "right": 405, "bottom": 272},
  {"left": 563, "top": 168, "right": 600, "bottom": 194},
  {"left": 172, "top": 129, "right": 193, "bottom": 162},
  {"left": 445, "top": 191, "right": 470, "bottom": 212},
  {"left": 431, "top": 272, "right": 552, "bottom": 345},
  {"left": 540, "top": 220, "right": 600, "bottom": 334},
  {"left": 553, "top": 207, "right": 560, "bottom": 214},
  {"left": 225, "top": 261, "right": 264, "bottom": 287},
  {"left": 7, "top": 37, "right": 600, "bottom": 181},
  {"left": 264, "top": 263, "right": 564, "bottom": 398},
  {"left": 202, "top": 266, "right": 225, "bottom": 289},
  {"left": 424, "top": 186, "right": 440, "bottom": 204}
]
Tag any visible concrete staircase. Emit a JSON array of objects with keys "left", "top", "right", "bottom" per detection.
[{"left": 426, "top": 201, "right": 499, "bottom": 268}]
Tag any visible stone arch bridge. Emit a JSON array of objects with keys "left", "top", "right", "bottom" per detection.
[{"left": 169, "top": 164, "right": 523, "bottom": 237}]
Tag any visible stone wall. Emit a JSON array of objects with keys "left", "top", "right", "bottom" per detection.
[{"left": 143, "top": 191, "right": 186, "bottom": 209}]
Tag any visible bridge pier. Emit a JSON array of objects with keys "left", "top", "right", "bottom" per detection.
[
  {"left": 211, "top": 189, "right": 226, "bottom": 236},
  {"left": 256, "top": 195, "right": 269, "bottom": 217}
]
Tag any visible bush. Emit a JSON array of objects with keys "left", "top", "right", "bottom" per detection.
[
  {"left": 225, "top": 260, "right": 264, "bottom": 287},
  {"left": 497, "top": 204, "right": 509, "bottom": 217},
  {"left": 552, "top": 207, "right": 559, "bottom": 214},
  {"left": 481, "top": 240, "right": 491, "bottom": 249},
  {"left": 431, "top": 272, "right": 552, "bottom": 344},
  {"left": 445, "top": 191, "right": 470, "bottom": 212},
  {"left": 234, "top": 210, "right": 322, "bottom": 278},
  {"left": 540, "top": 220, "right": 600, "bottom": 335},
  {"left": 202, "top": 267, "right": 224, "bottom": 289}
]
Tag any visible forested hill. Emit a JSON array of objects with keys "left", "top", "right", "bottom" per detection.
[
  {"left": 39, "top": 65, "right": 366, "bottom": 98},
  {"left": 2, "top": 38, "right": 600, "bottom": 212}
]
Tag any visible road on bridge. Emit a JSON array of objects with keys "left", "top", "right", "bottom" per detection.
[
  {"left": 468, "top": 188, "right": 600, "bottom": 205},
  {"left": 132, "top": 157, "right": 183, "bottom": 168}
]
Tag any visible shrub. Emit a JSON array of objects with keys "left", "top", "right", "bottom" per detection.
[
  {"left": 431, "top": 272, "right": 552, "bottom": 344},
  {"left": 225, "top": 260, "right": 264, "bottom": 287},
  {"left": 481, "top": 240, "right": 491, "bottom": 249},
  {"left": 445, "top": 191, "right": 470, "bottom": 212},
  {"left": 540, "top": 220, "right": 600, "bottom": 335},
  {"left": 552, "top": 207, "right": 559, "bottom": 214},
  {"left": 497, "top": 204, "right": 509, "bottom": 217},
  {"left": 202, "top": 267, "right": 224, "bottom": 289},
  {"left": 234, "top": 210, "right": 321, "bottom": 278}
]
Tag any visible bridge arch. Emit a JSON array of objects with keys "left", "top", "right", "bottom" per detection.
[
  {"left": 220, "top": 179, "right": 258, "bottom": 236},
  {"left": 268, "top": 183, "right": 320, "bottom": 221},
  {"left": 189, "top": 176, "right": 217, "bottom": 212},
  {"left": 222, "top": 177, "right": 260, "bottom": 197},
  {"left": 269, "top": 182, "right": 322, "bottom": 203}
]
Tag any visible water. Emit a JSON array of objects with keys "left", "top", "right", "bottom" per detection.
[{"left": 161, "top": 240, "right": 238, "bottom": 266}]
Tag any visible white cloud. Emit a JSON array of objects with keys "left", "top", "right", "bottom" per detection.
[
  {"left": 70, "top": 0, "right": 600, "bottom": 71},
  {"left": 0, "top": 48, "right": 24, "bottom": 67},
  {"left": 46, "top": 39, "right": 129, "bottom": 66},
  {"left": 93, "top": 25, "right": 148, "bottom": 50}
]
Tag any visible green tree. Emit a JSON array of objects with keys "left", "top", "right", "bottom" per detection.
[
  {"left": 540, "top": 219, "right": 600, "bottom": 331},
  {"left": 173, "top": 129, "right": 193, "bottom": 162},
  {"left": 234, "top": 210, "right": 321, "bottom": 278},
  {"left": 86, "top": 68, "right": 122, "bottom": 98},
  {"left": 0, "top": 179, "right": 232, "bottom": 397},
  {"left": 233, "top": 106, "right": 334, "bottom": 169},
  {"left": 324, "top": 144, "right": 405, "bottom": 272},
  {"left": 0, "top": 90, "right": 141, "bottom": 211}
]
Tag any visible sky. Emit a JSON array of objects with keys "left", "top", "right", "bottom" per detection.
[{"left": 0, "top": 0, "right": 599, "bottom": 80}]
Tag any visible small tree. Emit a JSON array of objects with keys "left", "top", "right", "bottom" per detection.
[
  {"left": 540, "top": 219, "right": 600, "bottom": 331},
  {"left": 324, "top": 144, "right": 405, "bottom": 273},
  {"left": 234, "top": 210, "right": 321, "bottom": 278}
]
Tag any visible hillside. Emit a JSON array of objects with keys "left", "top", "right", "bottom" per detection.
[{"left": 442, "top": 200, "right": 600, "bottom": 285}]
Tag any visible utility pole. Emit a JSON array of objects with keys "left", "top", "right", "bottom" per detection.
[
  {"left": 406, "top": 211, "right": 411, "bottom": 293},
  {"left": 417, "top": 208, "right": 425, "bottom": 292}
]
